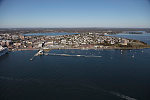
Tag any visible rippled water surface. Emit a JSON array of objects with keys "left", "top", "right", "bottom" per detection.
[{"left": 0, "top": 33, "right": 150, "bottom": 100}]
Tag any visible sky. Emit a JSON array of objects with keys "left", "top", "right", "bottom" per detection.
[{"left": 0, "top": 0, "right": 150, "bottom": 28}]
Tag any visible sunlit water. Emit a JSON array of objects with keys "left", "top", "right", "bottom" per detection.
[{"left": 0, "top": 33, "right": 150, "bottom": 100}]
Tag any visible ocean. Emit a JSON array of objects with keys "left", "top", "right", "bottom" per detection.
[{"left": 0, "top": 33, "right": 150, "bottom": 100}]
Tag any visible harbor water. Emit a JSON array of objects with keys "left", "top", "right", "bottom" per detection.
[{"left": 0, "top": 33, "right": 150, "bottom": 100}]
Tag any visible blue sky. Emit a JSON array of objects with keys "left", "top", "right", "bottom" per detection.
[{"left": 0, "top": 0, "right": 150, "bottom": 28}]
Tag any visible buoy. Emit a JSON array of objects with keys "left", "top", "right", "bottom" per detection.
[{"left": 132, "top": 55, "right": 134, "bottom": 58}]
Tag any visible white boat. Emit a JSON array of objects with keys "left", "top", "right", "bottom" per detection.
[{"left": 0, "top": 45, "right": 8, "bottom": 57}]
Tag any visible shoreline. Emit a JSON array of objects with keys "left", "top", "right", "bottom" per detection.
[{"left": 11, "top": 46, "right": 150, "bottom": 52}]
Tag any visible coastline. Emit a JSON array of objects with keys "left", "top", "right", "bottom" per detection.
[
  {"left": 12, "top": 45, "right": 150, "bottom": 52},
  {"left": 11, "top": 48, "right": 39, "bottom": 51}
]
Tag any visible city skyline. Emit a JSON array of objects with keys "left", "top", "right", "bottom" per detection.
[{"left": 0, "top": 0, "right": 150, "bottom": 28}]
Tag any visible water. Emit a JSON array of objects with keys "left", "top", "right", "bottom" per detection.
[
  {"left": 108, "top": 33, "right": 150, "bottom": 44},
  {"left": 23, "top": 33, "right": 79, "bottom": 36},
  {"left": 0, "top": 34, "right": 150, "bottom": 100}
]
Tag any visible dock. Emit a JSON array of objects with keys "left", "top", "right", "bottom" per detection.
[{"left": 30, "top": 50, "right": 44, "bottom": 61}]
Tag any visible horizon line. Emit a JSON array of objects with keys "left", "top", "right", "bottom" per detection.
[{"left": 0, "top": 27, "right": 150, "bottom": 29}]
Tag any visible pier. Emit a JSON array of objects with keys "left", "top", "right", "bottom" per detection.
[{"left": 30, "top": 50, "right": 44, "bottom": 61}]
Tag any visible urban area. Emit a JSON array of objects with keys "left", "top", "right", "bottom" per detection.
[{"left": 0, "top": 29, "right": 150, "bottom": 57}]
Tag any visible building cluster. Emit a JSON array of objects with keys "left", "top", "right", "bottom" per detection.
[{"left": 0, "top": 32, "right": 131, "bottom": 50}]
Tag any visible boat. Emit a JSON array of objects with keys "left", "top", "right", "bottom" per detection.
[{"left": 0, "top": 45, "right": 8, "bottom": 57}]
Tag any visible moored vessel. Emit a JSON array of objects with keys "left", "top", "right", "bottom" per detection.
[{"left": 0, "top": 45, "right": 8, "bottom": 57}]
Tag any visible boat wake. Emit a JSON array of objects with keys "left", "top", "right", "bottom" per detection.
[
  {"left": 82, "top": 84, "right": 137, "bottom": 100},
  {"left": 109, "top": 91, "right": 137, "bottom": 100},
  {"left": 0, "top": 76, "right": 40, "bottom": 83},
  {"left": 0, "top": 76, "right": 137, "bottom": 100},
  {"left": 0, "top": 76, "right": 23, "bottom": 81}
]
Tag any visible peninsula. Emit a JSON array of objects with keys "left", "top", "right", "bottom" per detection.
[{"left": 0, "top": 30, "right": 150, "bottom": 51}]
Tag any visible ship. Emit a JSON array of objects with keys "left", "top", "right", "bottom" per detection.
[{"left": 0, "top": 45, "right": 8, "bottom": 57}]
